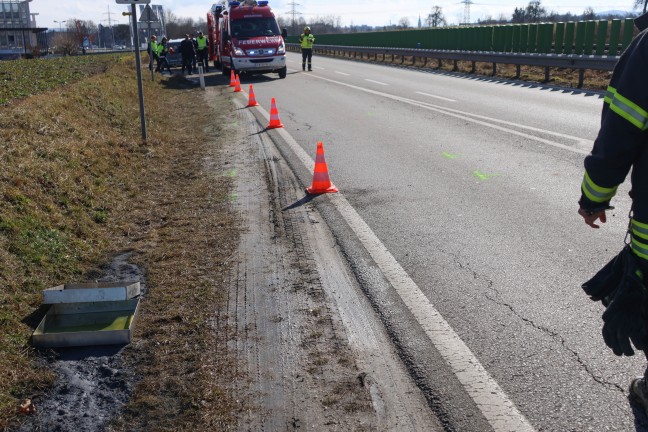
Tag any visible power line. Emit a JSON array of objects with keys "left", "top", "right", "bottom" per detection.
[{"left": 286, "top": 1, "right": 301, "bottom": 32}]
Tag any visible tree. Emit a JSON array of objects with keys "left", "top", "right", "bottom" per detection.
[
  {"left": 512, "top": 7, "right": 526, "bottom": 22},
  {"left": 635, "top": 0, "right": 648, "bottom": 13},
  {"left": 426, "top": 6, "right": 446, "bottom": 28},
  {"left": 398, "top": 17, "right": 411, "bottom": 29},
  {"left": 51, "top": 32, "right": 80, "bottom": 56},
  {"left": 582, "top": 7, "right": 596, "bottom": 20},
  {"left": 525, "top": 0, "right": 547, "bottom": 22}
]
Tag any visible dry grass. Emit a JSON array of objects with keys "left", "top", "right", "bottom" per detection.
[{"left": 0, "top": 56, "right": 240, "bottom": 430}]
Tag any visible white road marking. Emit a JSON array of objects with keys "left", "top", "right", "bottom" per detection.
[
  {"left": 306, "top": 74, "right": 592, "bottom": 154},
  {"left": 335, "top": 71, "right": 350, "bottom": 76},
  {"left": 241, "top": 94, "right": 537, "bottom": 432},
  {"left": 365, "top": 79, "right": 388, "bottom": 86},
  {"left": 415, "top": 91, "right": 456, "bottom": 102},
  {"left": 314, "top": 66, "right": 325, "bottom": 70}
]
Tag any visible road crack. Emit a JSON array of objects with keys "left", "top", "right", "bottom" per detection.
[{"left": 449, "top": 252, "right": 626, "bottom": 395}]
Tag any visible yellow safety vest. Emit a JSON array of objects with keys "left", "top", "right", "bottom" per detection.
[
  {"left": 197, "top": 36, "right": 207, "bottom": 50},
  {"left": 300, "top": 33, "right": 314, "bottom": 49}
]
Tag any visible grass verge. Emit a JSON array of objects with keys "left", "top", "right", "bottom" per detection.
[{"left": 0, "top": 55, "right": 239, "bottom": 430}]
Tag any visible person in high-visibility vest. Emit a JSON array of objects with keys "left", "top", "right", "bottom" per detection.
[
  {"left": 148, "top": 35, "right": 159, "bottom": 71},
  {"left": 299, "top": 26, "right": 315, "bottom": 71},
  {"left": 196, "top": 30, "right": 209, "bottom": 73}
]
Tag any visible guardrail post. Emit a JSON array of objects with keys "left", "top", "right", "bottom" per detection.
[
  {"left": 453, "top": 59, "right": 459, "bottom": 71},
  {"left": 578, "top": 69, "right": 585, "bottom": 88},
  {"left": 492, "top": 62, "right": 497, "bottom": 76},
  {"left": 438, "top": 58, "right": 442, "bottom": 69},
  {"left": 471, "top": 60, "right": 476, "bottom": 73},
  {"left": 516, "top": 64, "right": 521, "bottom": 79},
  {"left": 544, "top": 66, "right": 550, "bottom": 83}
]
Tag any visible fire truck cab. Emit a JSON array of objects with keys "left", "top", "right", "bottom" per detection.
[{"left": 209, "top": 0, "right": 287, "bottom": 79}]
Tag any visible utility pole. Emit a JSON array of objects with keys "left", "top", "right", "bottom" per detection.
[
  {"left": 286, "top": 1, "right": 301, "bottom": 36},
  {"left": 461, "top": 0, "right": 474, "bottom": 25},
  {"left": 103, "top": 4, "right": 118, "bottom": 47}
]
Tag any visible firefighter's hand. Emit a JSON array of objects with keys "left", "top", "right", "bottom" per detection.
[{"left": 578, "top": 208, "right": 607, "bottom": 228}]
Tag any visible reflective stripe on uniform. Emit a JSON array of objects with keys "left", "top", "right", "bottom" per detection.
[
  {"left": 581, "top": 170, "right": 617, "bottom": 203},
  {"left": 632, "top": 235, "right": 648, "bottom": 260},
  {"left": 605, "top": 86, "right": 648, "bottom": 130},
  {"left": 633, "top": 218, "right": 648, "bottom": 241}
]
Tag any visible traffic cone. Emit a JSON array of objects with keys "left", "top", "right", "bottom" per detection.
[
  {"left": 247, "top": 84, "right": 259, "bottom": 107},
  {"left": 234, "top": 75, "right": 242, "bottom": 92},
  {"left": 229, "top": 69, "right": 236, "bottom": 87},
  {"left": 266, "top": 98, "right": 284, "bottom": 129},
  {"left": 307, "top": 142, "right": 338, "bottom": 194}
]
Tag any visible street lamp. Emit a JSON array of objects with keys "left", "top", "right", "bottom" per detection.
[{"left": 53, "top": 20, "right": 63, "bottom": 32}]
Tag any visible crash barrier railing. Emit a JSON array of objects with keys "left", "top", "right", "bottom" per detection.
[
  {"left": 286, "top": 43, "right": 618, "bottom": 88},
  {"left": 285, "top": 18, "right": 636, "bottom": 56}
]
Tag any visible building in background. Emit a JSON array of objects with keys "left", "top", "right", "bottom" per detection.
[{"left": 0, "top": 0, "right": 47, "bottom": 58}]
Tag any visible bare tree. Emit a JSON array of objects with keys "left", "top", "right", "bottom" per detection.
[
  {"left": 397, "top": 17, "right": 411, "bottom": 29},
  {"left": 582, "top": 6, "right": 596, "bottom": 19},
  {"left": 635, "top": 0, "right": 648, "bottom": 13},
  {"left": 426, "top": 6, "right": 446, "bottom": 28},
  {"left": 52, "top": 32, "right": 80, "bottom": 56},
  {"left": 525, "top": 0, "right": 547, "bottom": 22}
]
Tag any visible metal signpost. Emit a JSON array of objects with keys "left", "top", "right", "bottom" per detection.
[
  {"left": 116, "top": 0, "right": 150, "bottom": 141},
  {"left": 139, "top": 5, "right": 160, "bottom": 81}
]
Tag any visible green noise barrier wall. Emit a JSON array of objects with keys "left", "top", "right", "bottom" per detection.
[{"left": 287, "top": 18, "right": 637, "bottom": 56}]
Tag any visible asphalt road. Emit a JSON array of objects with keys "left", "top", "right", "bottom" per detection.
[{"left": 233, "top": 51, "right": 647, "bottom": 431}]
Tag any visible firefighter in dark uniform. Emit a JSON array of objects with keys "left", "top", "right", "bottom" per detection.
[
  {"left": 578, "top": 11, "right": 648, "bottom": 415},
  {"left": 196, "top": 30, "right": 209, "bottom": 72},
  {"left": 299, "top": 26, "right": 315, "bottom": 71}
]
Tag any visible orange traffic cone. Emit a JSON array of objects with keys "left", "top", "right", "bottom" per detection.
[
  {"left": 229, "top": 69, "right": 236, "bottom": 87},
  {"left": 247, "top": 84, "right": 259, "bottom": 107},
  {"left": 234, "top": 75, "right": 242, "bottom": 92},
  {"left": 266, "top": 98, "right": 284, "bottom": 129},
  {"left": 307, "top": 142, "right": 338, "bottom": 194}
]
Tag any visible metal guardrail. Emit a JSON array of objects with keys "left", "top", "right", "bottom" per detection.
[{"left": 287, "top": 43, "right": 619, "bottom": 88}]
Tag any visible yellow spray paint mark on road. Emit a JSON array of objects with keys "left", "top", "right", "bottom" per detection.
[
  {"left": 367, "top": 112, "right": 375, "bottom": 117},
  {"left": 441, "top": 152, "right": 461, "bottom": 159},
  {"left": 228, "top": 193, "right": 238, "bottom": 202},
  {"left": 473, "top": 170, "right": 499, "bottom": 181},
  {"left": 224, "top": 169, "right": 237, "bottom": 177}
]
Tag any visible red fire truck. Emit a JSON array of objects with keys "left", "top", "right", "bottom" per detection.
[{"left": 208, "top": 1, "right": 287, "bottom": 79}]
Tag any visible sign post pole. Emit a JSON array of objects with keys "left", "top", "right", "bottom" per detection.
[
  {"left": 131, "top": 3, "right": 147, "bottom": 141},
  {"left": 116, "top": 0, "right": 150, "bottom": 141}
]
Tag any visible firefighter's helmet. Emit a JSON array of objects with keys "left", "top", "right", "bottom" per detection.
[{"left": 304, "top": 26, "right": 311, "bottom": 32}]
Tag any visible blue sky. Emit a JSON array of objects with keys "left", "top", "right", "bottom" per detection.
[{"left": 33, "top": 0, "right": 637, "bottom": 31}]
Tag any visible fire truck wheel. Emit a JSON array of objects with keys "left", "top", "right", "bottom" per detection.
[{"left": 278, "top": 67, "right": 287, "bottom": 79}]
